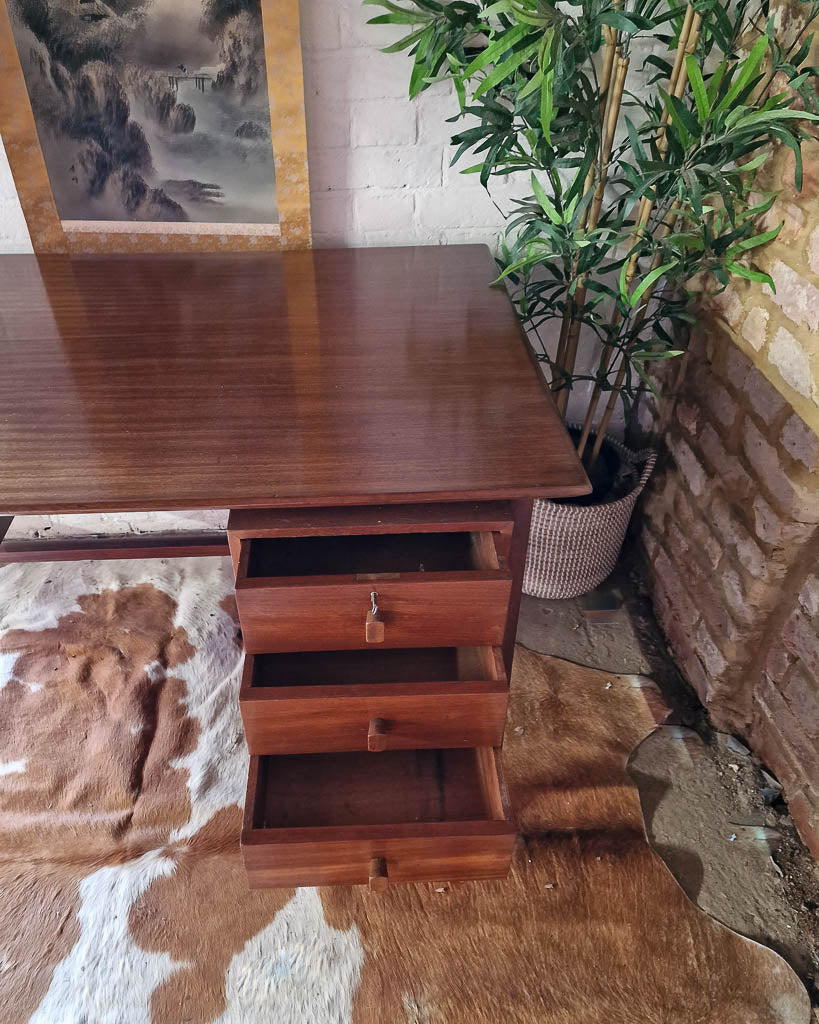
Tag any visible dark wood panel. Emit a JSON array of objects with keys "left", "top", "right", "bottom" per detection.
[
  {"left": 0, "top": 247, "right": 589, "bottom": 514},
  {"left": 239, "top": 647, "right": 508, "bottom": 754}
]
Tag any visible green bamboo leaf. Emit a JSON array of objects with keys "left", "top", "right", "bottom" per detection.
[
  {"left": 540, "top": 54, "right": 555, "bottom": 142},
  {"left": 367, "top": 11, "right": 430, "bottom": 24},
  {"left": 643, "top": 55, "right": 672, "bottom": 77},
  {"left": 480, "top": 0, "right": 516, "bottom": 16},
  {"left": 530, "top": 172, "right": 561, "bottom": 225},
  {"left": 734, "top": 152, "right": 769, "bottom": 173},
  {"left": 619, "top": 256, "right": 630, "bottom": 304},
  {"left": 447, "top": 52, "right": 466, "bottom": 107},
  {"left": 509, "top": 8, "right": 550, "bottom": 26},
  {"left": 708, "top": 0, "right": 735, "bottom": 51},
  {"left": 474, "top": 38, "right": 541, "bottom": 97},
  {"left": 408, "top": 25, "right": 435, "bottom": 97},
  {"left": 790, "top": 32, "right": 814, "bottom": 69},
  {"left": 600, "top": 9, "right": 652, "bottom": 34},
  {"left": 726, "top": 222, "right": 783, "bottom": 258},
  {"left": 685, "top": 55, "right": 710, "bottom": 125},
  {"left": 630, "top": 262, "right": 675, "bottom": 308},
  {"left": 768, "top": 126, "right": 804, "bottom": 190},
  {"left": 633, "top": 360, "right": 662, "bottom": 402},
  {"left": 462, "top": 22, "right": 528, "bottom": 77},
  {"left": 631, "top": 349, "right": 684, "bottom": 360},
  {"left": 787, "top": 72, "right": 811, "bottom": 91},
  {"left": 683, "top": 169, "right": 702, "bottom": 219},
  {"left": 667, "top": 232, "right": 704, "bottom": 250},
  {"left": 706, "top": 60, "right": 729, "bottom": 105},
  {"left": 363, "top": 0, "right": 430, "bottom": 20},
  {"left": 624, "top": 116, "right": 646, "bottom": 166},
  {"left": 739, "top": 192, "right": 777, "bottom": 220},
  {"left": 714, "top": 36, "right": 768, "bottom": 114},
  {"left": 659, "top": 89, "right": 699, "bottom": 140},
  {"left": 380, "top": 26, "right": 427, "bottom": 51},
  {"left": 733, "top": 108, "right": 819, "bottom": 128},
  {"left": 517, "top": 66, "right": 543, "bottom": 99},
  {"left": 726, "top": 262, "right": 775, "bottom": 288}
]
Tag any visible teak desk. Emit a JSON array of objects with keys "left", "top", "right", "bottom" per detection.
[{"left": 0, "top": 245, "right": 589, "bottom": 890}]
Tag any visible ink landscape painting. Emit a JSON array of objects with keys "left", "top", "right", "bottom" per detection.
[{"left": 7, "top": 0, "right": 278, "bottom": 225}]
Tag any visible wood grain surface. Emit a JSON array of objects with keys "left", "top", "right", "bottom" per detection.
[
  {"left": 0, "top": 246, "right": 589, "bottom": 514},
  {"left": 241, "top": 749, "right": 515, "bottom": 887},
  {"left": 235, "top": 575, "right": 512, "bottom": 654},
  {"left": 239, "top": 647, "right": 509, "bottom": 754}
]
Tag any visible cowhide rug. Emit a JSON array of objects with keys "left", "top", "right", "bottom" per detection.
[{"left": 0, "top": 557, "right": 809, "bottom": 1023}]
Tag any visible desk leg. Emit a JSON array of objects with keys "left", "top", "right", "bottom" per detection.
[{"left": 502, "top": 498, "right": 532, "bottom": 680}]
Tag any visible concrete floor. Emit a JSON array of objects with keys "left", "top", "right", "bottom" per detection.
[{"left": 516, "top": 546, "right": 819, "bottom": 1008}]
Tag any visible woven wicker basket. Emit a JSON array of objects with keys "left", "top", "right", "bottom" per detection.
[{"left": 523, "top": 431, "right": 656, "bottom": 600}]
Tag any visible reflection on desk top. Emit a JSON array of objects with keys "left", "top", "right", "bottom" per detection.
[{"left": 0, "top": 244, "right": 590, "bottom": 514}]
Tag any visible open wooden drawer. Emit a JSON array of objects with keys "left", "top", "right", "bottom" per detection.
[
  {"left": 240, "top": 645, "right": 508, "bottom": 754},
  {"left": 233, "top": 530, "right": 512, "bottom": 653},
  {"left": 241, "top": 747, "right": 515, "bottom": 888}
]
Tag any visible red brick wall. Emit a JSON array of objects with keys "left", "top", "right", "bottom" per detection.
[{"left": 638, "top": 328, "right": 819, "bottom": 856}]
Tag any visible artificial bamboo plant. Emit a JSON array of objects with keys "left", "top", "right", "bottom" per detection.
[{"left": 367, "top": 0, "right": 819, "bottom": 473}]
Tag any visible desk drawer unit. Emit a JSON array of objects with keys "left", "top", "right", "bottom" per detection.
[
  {"left": 227, "top": 501, "right": 526, "bottom": 890},
  {"left": 0, "top": 246, "right": 589, "bottom": 893}
]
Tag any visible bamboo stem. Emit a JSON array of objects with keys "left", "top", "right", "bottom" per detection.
[
  {"left": 587, "top": 53, "right": 630, "bottom": 231},
  {"left": 589, "top": 357, "right": 628, "bottom": 462},
  {"left": 553, "top": 23, "right": 620, "bottom": 399},
  {"left": 631, "top": 7, "right": 700, "bottom": 268},
  {"left": 599, "top": 25, "right": 617, "bottom": 124},
  {"left": 577, "top": 6, "right": 701, "bottom": 456},
  {"left": 556, "top": 51, "right": 629, "bottom": 417},
  {"left": 576, "top": 349, "right": 614, "bottom": 455},
  {"left": 587, "top": 201, "right": 682, "bottom": 464},
  {"left": 551, "top": 296, "right": 573, "bottom": 388}
]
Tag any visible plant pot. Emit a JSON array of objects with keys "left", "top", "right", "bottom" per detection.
[{"left": 523, "top": 430, "right": 656, "bottom": 600}]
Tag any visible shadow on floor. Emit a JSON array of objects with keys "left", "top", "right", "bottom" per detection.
[{"left": 516, "top": 540, "right": 819, "bottom": 1003}]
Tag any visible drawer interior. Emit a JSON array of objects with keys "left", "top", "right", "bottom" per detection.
[
  {"left": 249, "top": 748, "right": 505, "bottom": 829},
  {"left": 244, "top": 530, "right": 498, "bottom": 578},
  {"left": 248, "top": 645, "right": 503, "bottom": 688}
]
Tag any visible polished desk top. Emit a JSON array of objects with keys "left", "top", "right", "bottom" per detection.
[{"left": 0, "top": 245, "right": 589, "bottom": 514}]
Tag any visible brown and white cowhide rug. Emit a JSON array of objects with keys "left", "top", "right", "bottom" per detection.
[{"left": 0, "top": 557, "right": 809, "bottom": 1023}]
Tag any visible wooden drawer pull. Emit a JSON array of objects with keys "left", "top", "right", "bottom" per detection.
[
  {"left": 365, "top": 591, "right": 385, "bottom": 644},
  {"left": 369, "top": 857, "right": 389, "bottom": 892},
  {"left": 367, "top": 717, "right": 388, "bottom": 752}
]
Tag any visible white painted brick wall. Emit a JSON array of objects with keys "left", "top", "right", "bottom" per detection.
[
  {"left": 0, "top": 0, "right": 508, "bottom": 253},
  {"left": 302, "top": 0, "right": 509, "bottom": 247}
]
